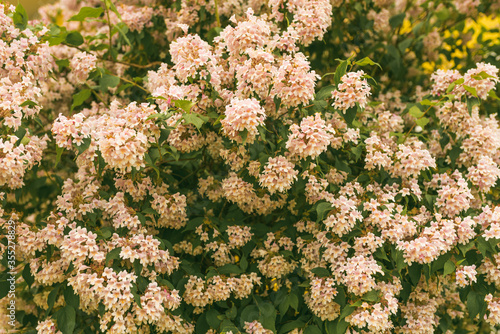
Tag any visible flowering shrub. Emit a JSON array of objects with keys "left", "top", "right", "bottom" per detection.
[{"left": 0, "top": 0, "right": 500, "bottom": 334}]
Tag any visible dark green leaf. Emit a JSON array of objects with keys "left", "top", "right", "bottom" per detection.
[
  {"left": 311, "top": 267, "right": 330, "bottom": 277},
  {"left": 304, "top": 325, "right": 322, "bottom": 334},
  {"left": 362, "top": 290, "right": 379, "bottom": 302},
  {"left": 316, "top": 202, "right": 332, "bottom": 221},
  {"left": 443, "top": 260, "right": 455, "bottom": 276},
  {"left": 389, "top": 13, "right": 406, "bottom": 27},
  {"left": 218, "top": 264, "right": 243, "bottom": 275},
  {"left": 56, "top": 306, "right": 76, "bottom": 334},
  {"left": 315, "top": 85, "right": 336, "bottom": 100},
  {"left": 334, "top": 59, "right": 349, "bottom": 86},
  {"left": 64, "top": 286, "right": 80, "bottom": 309},
  {"left": 183, "top": 113, "right": 207, "bottom": 130},
  {"left": 76, "top": 137, "right": 92, "bottom": 155},
  {"left": 105, "top": 247, "right": 122, "bottom": 266},
  {"left": 13, "top": 4, "right": 28, "bottom": 30},
  {"left": 99, "top": 74, "right": 120, "bottom": 91},
  {"left": 22, "top": 264, "right": 34, "bottom": 288},
  {"left": 71, "top": 89, "right": 92, "bottom": 111},
  {"left": 47, "top": 285, "right": 61, "bottom": 315},
  {"left": 467, "top": 290, "right": 480, "bottom": 320},
  {"left": 339, "top": 106, "right": 357, "bottom": 126},
  {"left": 65, "top": 31, "right": 84, "bottom": 46},
  {"left": 55, "top": 146, "right": 64, "bottom": 168}
]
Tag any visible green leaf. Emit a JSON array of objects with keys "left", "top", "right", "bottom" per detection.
[
  {"left": 55, "top": 146, "right": 64, "bottom": 168},
  {"left": 336, "top": 318, "right": 349, "bottom": 334},
  {"left": 240, "top": 256, "right": 248, "bottom": 271},
  {"left": 144, "top": 152, "right": 160, "bottom": 179},
  {"left": 288, "top": 293, "right": 299, "bottom": 310},
  {"left": 240, "top": 129, "right": 248, "bottom": 145},
  {"left": 458, "top": 242, "right": 475, "bottom": 256},
  {"left": 362, "top": 290, "right": 379, "bottom": 302},
  {"left": 65, "top": 31, "right": 84, "bottom": 46},
  {"left": 113, "top": 22, "right": 132, "bottom": 47},
  {"left": 325, "top": 320, "right": 336, "bottom": 334},
  {"left": 488, "top": 90, "right": 500, "bottom": 100},
  {"left": 315, "top": 85, "right": 336, "bottom": 100},
  {"left": 240, "top": 305, "right": 259, "bottom": 324},
  {"left": 467, "top": 290, "right": 480, "bottom": 320},
  {"left": 408, "top": 105, "right": 424, "bottom": 118},
  {"left": 220, "top": 319, "right": 239, "bottom": 333},
  {"left": 316, "top": 202, "right": 332, "bottom": 221},
  {"left": 225, "top": 303, "right": 237, "bottom": 320},
  {"left": 69, "top": 6, "right": 104, "bottom": 21},
  {"left": 146, "top": 113, "right": 168, "bottom": 121},
  {"left": 130, "top": 284, "right": 142, "bottom": 308},
  {"left": 183, "top": 113, "right": 208, "bottom": 130},
  {"left": 389, "top": 13, "right": 406, "bottom": 27},
  {"left": 311, "top": 267, "right": 330, "bottom": 277},
  {"left": 13, "top": 4, "right": 28, "bottom": 30},
  {"left": 339, "top": 305, "right": 356, "bottom": 320},
  {"left": 408, "top": 264, "right": 422, "bottom": 285},
  {"left": 279, "top": 320, "right": 305, "bottom": 334},
  {"left": 105, "top": 247, "right": 122, "bottom": 266},
  {"left": 443, "top": 260, "right": 455, "bottom": 276},
  {"left": 56, "top": 306, "right": 76, "bottom": 334},
  {"left": 257, "top": 125, "right": 267, "bottom": 142},
  {"left": 419, "top": 99, "right": 438, "bottom": 106},
  {"left": 339, "top": 106, "right": 357, "bottom": 126},
  {"left": 304, "top": 325, "right": 322, "bottom": 334},
  {"left": 435, "top": 8, "right": 449, "bottom": 21},
  {"left": 398, "top": 38, "right": 413, "bottom": 53},
  {"left": 76, "top": 137, "right": 92, "bottom": 155},
  {"left": 446, "top": 78, "right": 464, "bottom": 93},
  {"left": 71, "top": 89, "right": 91, "bottom": 111},
  {"left": 174, "top": 99, "right": 196, "bottom": 113},
  {"left": 22, "top": 264, "right": 34, "bottom": 288},
  {"left": 20, "top": 100, "right": 38, "bottom": 107},
  {"left": 104, "top": 0, "right": 121, "bottom": 18},
  {"left": 99, "top": 74, "right": 120, "bottom": 91},
  {"left": 416, "top": 117, "right": 429, "bottom": 127},
  {"left": 467, "top": 98, "right": 480, "bottom": 115},
  {"left": 218, "top": 264, "right": 243, "bottom": 275},
  {"left": 355, "top": 57, "right": 382, "bottom": 70},
  {"left": 463, "top": 85, "right": 478, "bottom": 97},
  {"left": 206, "top": 308, "right": 222, "bottom": 329},
  {"left": 334, "top": 58, "right": 350, "bottom": 86},
  {"left": 64, "top": 286, "right": 80, "bottom": 309},
  {"left": 14, "top": 126, "right": 27, "bottom": 146},
  {"left": 449, "top": 145, "right": 462, "bottom": 167},
  {"left": 47, "top": 285, "right": 61, "bottom": 315},
  {"left": 471, "top": 71, "right": 496, "bottom": 80}
]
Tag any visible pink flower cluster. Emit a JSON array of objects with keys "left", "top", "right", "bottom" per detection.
[
  {"left": 118, "top": 4, "right": 154, "bottom": 32},
  {"left": 0, "top": 134, "right": 48, "bottom": 189},
  {"left": 53, "top": 101, "right": 159, "bottom": 172},
  {"left": 305, "top": 277, "right": 339, "bottom": 321},
  {"left": 286, "top": 113, "right": 335, "bottom": 159},
  {"left": 221, "top": 97, "right": 266, "bottom": 144},
  {"left": 332, "top": 71, "right": 371, "bottom": 112},
  {"left": 455, "top": 265, "right": 477, "bottom": 287},
  {"left": 70, "top": 51, "right": 97, "bottom": 84},
  {"left": 431, "top": 63, "right": 499, "bottom": 100},
  {"left": 183, "top": 273, "right": 261, "bottom": 307},
  {"left": 259, "top": 156, "right": 298, "bottom": 194}
]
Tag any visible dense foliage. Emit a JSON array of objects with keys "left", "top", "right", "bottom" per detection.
[{"left": 1, "top": 0, "right": 500, "bottom": 333}]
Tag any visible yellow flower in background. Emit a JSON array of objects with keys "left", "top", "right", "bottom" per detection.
[{"left": 419, "top": 13, "right": 500, "bottom": 74}]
